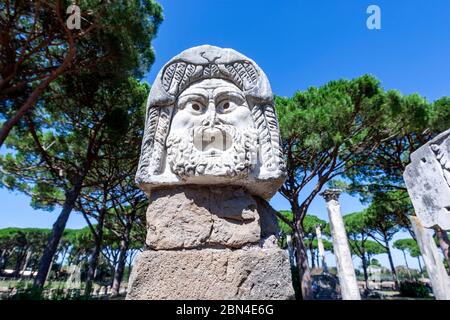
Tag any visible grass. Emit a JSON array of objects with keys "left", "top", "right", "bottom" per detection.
[{"left": 0, "top": 280, "right": 82, "bottom": 289}]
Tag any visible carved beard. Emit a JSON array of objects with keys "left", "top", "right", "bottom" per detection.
[{"left": 166, "top": 124, "right": 258, "bottom": 178}]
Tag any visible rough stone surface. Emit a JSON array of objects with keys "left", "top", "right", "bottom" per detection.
[
  {"left": 146, "top": 186, "right": 270, "bottom": 249},
  {"left": 126, "top": 246, "right": 295, "bottom": 300},
  {"left": 404, "top": 128, "right": 450, "bottom": 230},
  {"left": 135, "top": 45, "right": 286, "bottom": 200}
]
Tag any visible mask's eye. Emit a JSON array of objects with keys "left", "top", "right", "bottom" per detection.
[
  {"left": 217, "top": 100, "right": 236, "bottom": 114},
  {"left": 187, "top": 102, "right": 205, "bottom": 115}
]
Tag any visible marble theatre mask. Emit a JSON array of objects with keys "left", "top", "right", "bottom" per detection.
[{"left": 136, "top": 45, "right": 286, "bottom": 199}]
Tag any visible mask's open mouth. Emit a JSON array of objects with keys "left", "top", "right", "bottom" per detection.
[{"left": 193, "top": 127, "right": 233, "bottom": 154}]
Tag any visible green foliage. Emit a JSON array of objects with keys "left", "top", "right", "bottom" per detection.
[
  {"left": 0, "top": 78, "right": 149, "bottom": 211},
  {"left": 394, "top": 238, "right": 420, "bottom": 257},
  {"left": 364, "top": 240, "right": 387, "bottom": 255},
  {"left": 304, "top": 238, "right": 333, "bottom": 251},
  {"left": 349, "top": 239, "right": 386, "bottom": 257},
  {"left": 7, "top": 283, "right": 45, "bottom": 300},
  {"left": 399, "top": 281, "right": 430, "bottom": 298},
  {"left": 276, "top": 75, "right": 398, "bottom": 223},
  {"left": 7, "top": 283, "right": 90, "bottom": 300},
  {"left": 342, "top": 89, "right": 450, "bottom": 209},
  {"left": 365, "top": 191, "right": 409, "bottom": 243},
  {"left": 275, "top": 75, "right": 412, "bottom": 294},
  {"left": 303, "top": 215, "right": 328, "bottom": 236},
  {"left": 343, "top": 211, "right": 370, "bottom": 238},
  {"left": 1, "top": 0, "right": 163, "bottom": 134},
  {"left": 370, "top": 258, "right": 382, "bottom": 267},
  {"left": 342, "top": 210, "right": 385, "bottom": 271},
  {"left": 277, "top": 211, "right": 328, "bottom": 235},
  {"left": 277, "top": 75, "right": 389, "bottom": 152},
  {"left": 277, "top": 211, "right": 331, "bottom": 248},
  {"left": 277, "top": 211, "right": 333, "bottom": 264},
  {"left": 0, "top": 228, "right": 51, "bottom": 271},
  {"left": 430, "top": 97, "right": 450, "bottom": 132},
  {"left": 277, "top": 210, "right": 293, "bottom": 233}
]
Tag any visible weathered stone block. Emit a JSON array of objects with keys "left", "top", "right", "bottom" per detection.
[
  {"left": 404, "top": 129, "right": 450, "bottom": 230},
  {"left": 146, "top": 186, "right": 278, "bottom": 250},
  {"left": 126, "top": 246, "right": 295, "bottom": 300}
]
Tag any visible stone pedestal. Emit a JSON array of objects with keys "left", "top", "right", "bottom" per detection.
[
  {"left": 127, "top": 246, "right": 293, "bottom": 300},
  {"left": 126, "top": 186, "right": 295, "bottom": 300}
]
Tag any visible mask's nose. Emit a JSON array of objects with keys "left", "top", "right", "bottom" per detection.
[{"left": 201, "top": 100, "right": 220, "bottom": 128}]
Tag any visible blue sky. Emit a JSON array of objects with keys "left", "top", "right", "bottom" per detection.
[{"left": 1, "top": 0, "right": 450, "bottom": 269}]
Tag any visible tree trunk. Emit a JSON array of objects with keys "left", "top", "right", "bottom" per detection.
[
  {"left": 0, "top": 250, "right": 5, "bottom": 273},
  {"left": 84, "top": 209, "right": 105, "bottom": 296},
  {"left": 21, "top": 249, "right": 33, "bottom": 275},
  {"left": 309, "top": 241, "right": 315, "bottom": 269},
  {"left": 401, "top": 250, "right": 411, "bottom": 279},
  {"left": 316, "top": 249, "right": 320, "bottom": 268},
  {"left": 361, "top": 252, "right": 369, "bottom": 290},
  {"left": 45, "top": 253, "right": 58, "bottom": 282},
  {"left": 435, "top": 227, "right": 450, "bottom": 268},
  {"left": 111, "top": 237, "right": 130, "bottom": 296},
  {"left": 0, "top": 251, "right": 9, "bottom": 275},
  {"left": 111, "top": 219, "right": 133, "bottom": 296},
  {"left": 401, "top": 250, "right": 409, "bottom": 270},
  {"left": 127, "top": 255, "right": 133, "bottom": 274},
  {"left": 13, "top": 249, "right": 25, "bottom": 278},
  {"left": 294, "top": 224, "right": 313, "bottom": 300},
  {"left": 34, "top": 179, "right": 84, "bottom": 288},
  {"left": 384, "top": 239, "right": 399, "bottom": 289},
  {"left": 417, "top": 256, "right": 423, "bottom": 274}
]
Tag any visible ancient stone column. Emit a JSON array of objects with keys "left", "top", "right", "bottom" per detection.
[
  {"left": 320, "top": 189, "right": 361, "bottom": 300},
  {"left": 286, "top": 234, "right": 297, "bottom": 267},
  {"left": 409, "top": 216, "right": 450, "bottom": 300},
  {"left": 126, "top": 45, "right": 295, "bottom": 300},
  {"left": 315, "top": 224, "right": 328, "bottom": 273}
]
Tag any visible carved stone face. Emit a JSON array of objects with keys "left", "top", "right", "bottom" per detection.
[
  {"left": 166, "top": 78, "right": 258, "bottom": 177},
  {"left": 136, "top": 45, "right": 286, "bottom": 200}
]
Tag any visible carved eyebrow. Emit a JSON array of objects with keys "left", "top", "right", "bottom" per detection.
[
  {"left": 214, "top": 91, "right": 246, "bottom": 103},
  {"left": 176, "top": 93, "right": 208, "bottom": 107}
]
